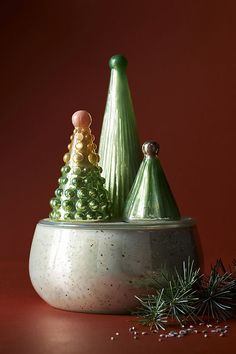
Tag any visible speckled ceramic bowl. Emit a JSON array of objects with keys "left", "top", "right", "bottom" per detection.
[{"left": 29, "top": 218, "right": 202, "bottom": 314}]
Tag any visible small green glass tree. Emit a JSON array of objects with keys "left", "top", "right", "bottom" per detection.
[
  {"left": 49, "top": 111, "right": 112, "bottom": 222},
  {"left": 123, "top": 141, "right": 180, "bottom": 222},
  {"left": 98, "top": 55, "right": 141, "bottom": 219}
]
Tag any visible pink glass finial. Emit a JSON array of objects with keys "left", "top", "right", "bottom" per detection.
[{"left": 72, "top": 110, "right": 92, "bottom": 128}]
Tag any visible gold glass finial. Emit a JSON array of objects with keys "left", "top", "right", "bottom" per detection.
[{"left": 63, "top": 111, "right": 100, "bottom": 168}]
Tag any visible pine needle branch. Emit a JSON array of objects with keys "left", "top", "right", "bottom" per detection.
[
  {"left": 196, "top": 261, "right": 236, "bottom": 321},
  {"left": 134, "top": 289, "right": 168, "bottom": 330},
  {"left": 135, "top": 258, "right": 236, "bottom": 329}
]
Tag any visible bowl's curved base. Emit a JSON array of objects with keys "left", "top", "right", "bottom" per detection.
[
  {"left": 43, "top": 301, "right": 134, "bottom": 315},
  {"left": 29, "top": 219, "right": 202, "bottom": 313}
]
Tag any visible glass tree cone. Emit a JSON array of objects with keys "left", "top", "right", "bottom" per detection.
[
  {"left": 98, "top": 55, "right": 141, "bottom": 219},
  {"left": 123, "top": 141, "right": 181, "bottom": 222},
  {"left": 49, "top": 110, "right": 112, "bottom": 222}
]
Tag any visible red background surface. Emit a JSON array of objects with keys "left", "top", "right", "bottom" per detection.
[
  {"left": 1, "top": 0, "right": 236, "bottom": 266},
  {"left": 1, "top": 1, "right": 236, "bottom": 353}
]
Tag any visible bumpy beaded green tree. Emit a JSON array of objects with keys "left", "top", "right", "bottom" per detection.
[{"left": 49, "top": 111, "right": 112, "bottom": 222}]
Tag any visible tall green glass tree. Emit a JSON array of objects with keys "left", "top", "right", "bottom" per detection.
[{"left": 98, "top": 55, "right": 141, "bottom": 219}]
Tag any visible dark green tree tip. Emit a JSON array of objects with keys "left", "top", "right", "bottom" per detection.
[{"left": 109, "top": 55, "right": 128, "bottom": 70}]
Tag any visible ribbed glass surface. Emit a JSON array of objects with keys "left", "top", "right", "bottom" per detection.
[{"left": 99, "top": 55, "right": 141, "bottom": 219}]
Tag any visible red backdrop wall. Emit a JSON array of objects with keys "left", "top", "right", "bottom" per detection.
[{"left": 1, "top": 0, "right": 236, "bottom": 269}]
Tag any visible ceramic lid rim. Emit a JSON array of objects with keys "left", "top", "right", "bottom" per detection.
[{"left": 38, "top": 217, "right": 196, "bottom": 230}]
